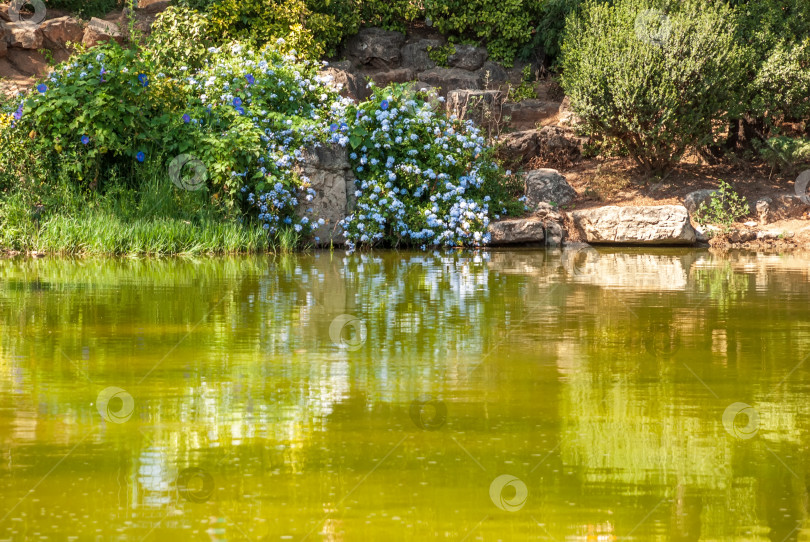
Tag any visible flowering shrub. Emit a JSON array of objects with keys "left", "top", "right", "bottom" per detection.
[
  {"left": 340, "top": 85, "right": 522, "bottom": 249},
  {"left": 14, "top": 43, "right": 163, "bottom": 185},
  {"left": 174, "top": 41, "right": 350, "bottom": 236}
]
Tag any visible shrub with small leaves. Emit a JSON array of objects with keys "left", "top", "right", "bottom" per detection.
[{"left": 695, "top": 181, "right": 750, "bottom": 230}]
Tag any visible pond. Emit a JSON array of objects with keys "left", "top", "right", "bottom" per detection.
[{"left": 1, "top": 248, "right": 810, "bottom": 541}]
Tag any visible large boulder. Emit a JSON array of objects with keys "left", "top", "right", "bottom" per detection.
[
  {"left": 40, "top": 16, "right": 83, "bottom": 49},
  {"left": 321, "top": 60, "right": 369, "bottom": 101},
  {"left": 82, "top": 17, "right": 123, "bottom": 47},
  {"left": 525, "top": 169, "right": 576, "bottom": 208},
  {"left": 683, "top": 189, "right": 717, "bottom": 219},
  {"left": 343, "top": 27, "right": 405, "bottom": 70},
  {"left": 502, "top": 99, "right": 560, "bottom": 129},
  {"left": 5, "top": 21, "right": 43, "bottom": 49},
  {"left": 367, "top": 67, "right": 415, "bottom": 88},
  {"left": 417, "top": 67, "right": 483, "bottom": 95},
  {"left": 447, "top": 44, "right": 487, "bottom": 71},
  {"left": 137, "top": 0, "right": 171, "bottom": 14},
  {"left": 488, "top": 217, "right": 545, "bottom": 245},
  {"left": 400, "top": 38, "right": 441, "bottom": 72},
  {"left": 497, "top": 130, "right": 540, "bottom": 162},
  {"left": 0, "top": 24, "right": 6, "bottom": 58},
  {"left": 298, "top": 144, "right": 355, "bottom": 246},
  {"left": 6, "top": 48, "right": 47, "bottom": 76},
  {"left": 477, "top": 61, "right": 508, "bottom": 86},
  {"left": 537, "top": 125, "right": 583, "bottom": 160},
  {"left": 571, "top": 205, "right": 697, "bottom": 245},
  {"left": 755, "top": 194, "right": 809, "bottom": 224}
]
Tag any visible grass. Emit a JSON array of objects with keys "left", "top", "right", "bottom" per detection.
[{"left": 0, "top": 164, "right": 289, "bottom": 256}]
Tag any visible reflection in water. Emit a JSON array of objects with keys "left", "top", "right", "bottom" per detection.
[{"left": 1, "top": 249, "right": 810, "bottom": 540}]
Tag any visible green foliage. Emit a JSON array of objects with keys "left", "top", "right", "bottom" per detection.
[
  {"left": 752, "top": 38, "right": 810, "bottom": 123},
  {"left": 560, "top": 0, "right": 747, "bottom": 172},
  {"left": 508, "top": 65, "right": 537, "bottom": 102},
  {"left": 427, "top": 43, "right": 456, "bottom": 67},
  {"left": 425, "top": 0, "right": 541, "bottom": 64},
  {"left": 18, "top": 43, "right": 165, "bottom": 188},
  {"left": 757, "top": 136, "right": 810, "bottom": 173},
  {"left": 523, "top": 0, "right": 590, "bottom": 64},
  {"left": 695, "top": 181, "right": 750, "bottom": 229},
  {"left": 43, "top": 0, "right": 121, "bottom": 18},
  {"left": 144, "top": 6, "right": 214, "bottom": 77}
]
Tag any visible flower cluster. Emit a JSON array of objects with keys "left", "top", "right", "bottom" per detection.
[
  {"left": 339, "top": 86, "right": 513, "bottom": 249},
  {"left": 178, "top": 43, "right": 350, "bottom": 236}
]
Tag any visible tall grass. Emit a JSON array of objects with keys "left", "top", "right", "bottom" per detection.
[{"left": 0, "top": 161, "right": 288, "bottom": 256}]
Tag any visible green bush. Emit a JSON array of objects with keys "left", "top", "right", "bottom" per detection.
[
  {"left": 144, "top": 6, "right": 214, "bottom": 77},
  {"left": 757, "top": 136, "right": 810, "bottom": 173},
  {"left": 426, "top": 0, "right": 541, "bottom": 64},
  {"left": 17, "top": 43, "right": 165, "bottom": 187},
  {"left": 44, "top": 0, "right": 121, "bottom": 19},
  {"left": 695, "top": 181, "right": 750, "bottom": 230},
  {"left": 560, "top": 0, "right": 747, "bottom": 172}
]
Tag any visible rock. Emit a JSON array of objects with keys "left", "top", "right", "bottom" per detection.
[
  {"left": 416, "top": 67, "right": 483, "bottom": 95},
  {"left": 367, "top": 67, "right": 415, "bottom": 88},
  {"left": 137, "top": 0, "right": 170, "bottom": 13},
  {"left": 534, "top": 202, "right": 566, "bottom": 246},
  {"left": 0, "top": 25, "right": 6, "bottom": 58},
  {"left": 0, "top": 5, "right": 9, "bottom": 23},
  {"left": 6, "top": 48, "right": 47, "bottom": 76},
  {"left": 400, "top": 38, "right": 441, "bottom": 72},
  {"left": 727, "top": 229, "right": 756, "bottom": 243},
  {"left": 321, "top": 60, "right": 370, "bottom": 101},
  {"left": 571, "top": 205, "right": 697, "bottom": 245},
  {"left": 477, "top": 61, "right": 508, "bottom": 86},
  {"left": 446, "top": 89, "right": 502, "bottom": 119},
  {"left": 502, "top": 99, "right": 559, "bottom": 129},
  {"left": 537, "top": 125, "right": 582, "bottom": 159},
  {"left": 497, "top": 130, "right": 540, "bottom": 162},
  {"left": 683, "top": 189, "right": 717, "bottom": 218},
  {"left": 343, "top": 27, "right": 405, "bottom": 70},
  {"left": 5, "top": 21, "right": 43, "bottom": 49},
  {"left": 82, "top": 17, "right": 123, "bottom": 47},
  {"left": 0, "top": 58, "right": 31, "bottom": 97},
  {"left": 39, "top": 16, "right": 83, "bottom": 49},
  {"left": 488, "top": 217, "right": 545, "bottom": 245},
  {"left": 557, "top": 96, "right": 581, "bottom": 127},
  {"left": 525, "top": 169, "right": 576, "bottom": 208},
  {"left": 447, "top": 44, "right": 487, "bottom": 71},
  {"left": 298, "top": 144, "right": 355, "bottom": 246},
  {"left": 756, "top": 230, "right": 794, "bottom": 240},
  {"left": 755, "top": 194, "right": 809, "bottom": 224}
]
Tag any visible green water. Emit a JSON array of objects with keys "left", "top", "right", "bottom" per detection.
[{"left": 1, "top": 249, "right": 810, "bottom": 541}]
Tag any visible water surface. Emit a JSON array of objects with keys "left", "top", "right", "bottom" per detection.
[{"left": 1, "top": 248, "right": 810, "bottom": 541}]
